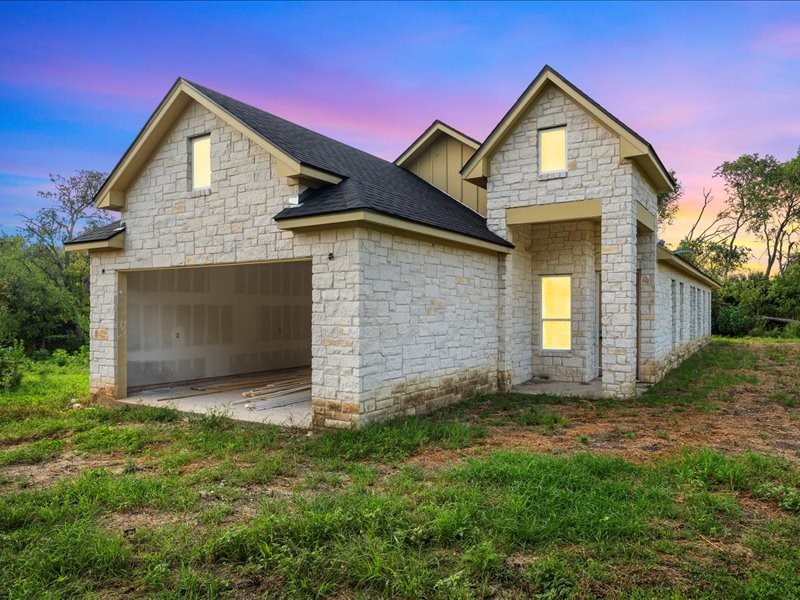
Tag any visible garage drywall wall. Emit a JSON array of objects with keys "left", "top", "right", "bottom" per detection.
[{"left": 126, "top": 261, "right": 311, "bottom": 388}]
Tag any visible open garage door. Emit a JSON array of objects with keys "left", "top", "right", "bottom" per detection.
[{"left": 125, "top": 260, "right": 311, "bottom": 391}]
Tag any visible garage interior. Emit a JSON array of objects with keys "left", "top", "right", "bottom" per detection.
[{"left": 120, "top": 260, "right": 313, "bottom": 426}]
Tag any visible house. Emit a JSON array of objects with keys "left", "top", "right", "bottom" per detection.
[{"left": 65, "top": 66, "right": 719, "bottom": 428}]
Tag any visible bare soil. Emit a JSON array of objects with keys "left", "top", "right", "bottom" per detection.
[
  {"left": 413, "top": 342, "right": 800, "bottom": 468},
  {"left": 1, "top": 452, "right": 123, "bottom": 490}
]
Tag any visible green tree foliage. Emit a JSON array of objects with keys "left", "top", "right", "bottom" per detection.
[
  {"left": 657, "top": 169, "right": 682, "bottom": 229},
  {"left": 713, "top": 265, "right": 800, "bottom": 336},
  {"left": 1, "top": 170, "right": 108, "bottom": 351},
  {"left": 0, "top": 236, "right": 78, "bottom": 350},
  {"left": 675, "top": 237, "right": 750, "bottom": 283},
  {"left": 715, "top": 150, "right": 800, "bottom": 278},
  {"left": 0, "top": 340, "right": 26, "bottom": 390}
]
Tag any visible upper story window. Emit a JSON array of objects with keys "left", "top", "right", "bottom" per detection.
[
  {"left": 191, "top": 134, "right": 211, "bottom": 189},
  {"left": 538, "top": 126, "right": 566, "bottom": 174}
]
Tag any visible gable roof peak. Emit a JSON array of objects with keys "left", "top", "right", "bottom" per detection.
[
  {"left": 460, "top": 65, "right": 674, "bottom": 193},
  {"left": 395, "top": 119, "right": 480, "bottom": 167}
]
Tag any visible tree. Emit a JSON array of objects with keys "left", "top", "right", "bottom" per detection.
[
  {"left": 674, "top": 188, "right": 750, "bottom": 282},
  {"left": 657, "top": 169, "right": 683, "bottom": 229},
  {"left": 17, "top": 170, "right": 109, "bottom": 289},
  {"left": 714, "top": 151, "right": 800, "bottom": 278},
  {"left": 11, "top": 170, "right": 110, "bottom": 348},
  {"left": 0, "top": 235, "right": 76, "bottom": 350},
  {"left": 675, "top": 237, "right": 750, "bottom": 282}
]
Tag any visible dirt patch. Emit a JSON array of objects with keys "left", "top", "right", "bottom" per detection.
[
  {"left": 0, "top": 452, "right": 123, "bottom": 489},
  {"left": 479, "top": 397, "right": 800, "bottom": 465},
  {"left": 99, "top": 509, "right": 190, "bottom": 535},
  {"left": 405, "top": 445, "right": 481, "bottom": 469},
  {"left": 417, "top": 343, "right": 800, "bottom": 467}
]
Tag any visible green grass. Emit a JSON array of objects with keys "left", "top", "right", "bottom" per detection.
[
  {"left": 301, "top": 417, "right": 486, "bottom": 462},
  {"left": 0, "top": 438, "right": 64, "bottom": 466},
  {"left": 641, "top": 339, "right": 760, "bottom": 410},
  {"left": 2, "top": 341, "right": 800, "bottom": 598}
]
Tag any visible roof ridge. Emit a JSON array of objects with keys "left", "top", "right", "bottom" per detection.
[{"left": 183, "top": 78, "right": 399, "bottom": 171}]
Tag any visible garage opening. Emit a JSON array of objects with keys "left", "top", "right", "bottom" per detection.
[{"left": 122, "top": 260, "right": 312, "bottom": 426}]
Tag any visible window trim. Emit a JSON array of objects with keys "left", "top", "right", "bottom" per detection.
[
  {"left": 538, "top": 125, "right": 567, "bottom": 175},
  {"left": 190, "top": 133, "right": 211, "bottom": 190},
  {"left": 540, "top": 274, "right": 572, "bottom": 351}
]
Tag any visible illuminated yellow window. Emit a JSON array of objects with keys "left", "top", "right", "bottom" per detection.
[
  {"left": 192, "top": 135, "right": 211, "bottom": 189},
  {"left": 539, "top": 126, "right": 566, "bottom": 173},
  {"left": 541, "top": 275, "right": 571, "bottom": 350}
]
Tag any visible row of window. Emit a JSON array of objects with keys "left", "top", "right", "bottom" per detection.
[{"left": 670, "top": 280, "right": 709, "bottom": 348}]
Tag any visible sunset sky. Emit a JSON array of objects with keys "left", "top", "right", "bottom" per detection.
[{"left": 1, "top": 1, "right": 798, "bottom": 262}]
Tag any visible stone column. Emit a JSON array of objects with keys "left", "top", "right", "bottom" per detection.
[
  {"left": 89, "top": 258, "right": 119, "bottom": 401},
  {"left": 308, "top": 229, "right": 363, "bottom": 428},
  {"left": 576, "top": 221, "right": 598, "bottom": 383},
  {"left": 495, "top": 230, "right": 516, "bottom": 392},
  {"left": 600, "top": 189, "right": 638, "bottom": 398}
]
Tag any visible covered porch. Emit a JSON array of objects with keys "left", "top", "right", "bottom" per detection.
[{"left": 499, "top": 197, "right": 657, "bottom": 398}]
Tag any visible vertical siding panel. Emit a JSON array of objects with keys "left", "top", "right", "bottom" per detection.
[
  {"left": 461, "top": 143, "right": 479, "bottom": 211},
  {"left": 477, "top": 187, "right": 488, "bottom": 216},
  {"left": 446, "top": 137, "right": 463, "bottom": 201},
  {"left": 431, "top": 137, "right": 447, "bottom": 191}
]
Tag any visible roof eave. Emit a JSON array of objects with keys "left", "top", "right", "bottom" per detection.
[
  {"left": 64, "top": 230, "right": 126, "bottom": 253},
  {"left": 274, "top": 208, "right": 513, "bottom": 254},
  {"left": 656, "top": 245, "right": 721, "bottom": 290}
]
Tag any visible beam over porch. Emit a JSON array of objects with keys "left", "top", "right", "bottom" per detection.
[{"left": 506, "top": 199, "right": 655, "bottom": 232}]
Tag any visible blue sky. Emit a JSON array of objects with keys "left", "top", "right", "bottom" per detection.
[{"left": 1, "top": 1, "right": 798, "bottom": 246}]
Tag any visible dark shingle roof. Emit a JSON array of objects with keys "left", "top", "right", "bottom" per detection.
[
  {"left": 65, "top": 221, "right": 125, "bottom": 245},
  {"left": 187, "top": 81, "right": 512, "bottom": 248}
]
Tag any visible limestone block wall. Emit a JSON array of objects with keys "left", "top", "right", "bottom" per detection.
[
  {"left": 88, "top": 100, "right": 361, "bottom": 428},
  {"left": 634, "top": 165, "right": 659, "bottom": 382},
  {"left": 600, "top": 191, "right": 638, "bottom": 398},
  {"left": 306, "top": 229, "right": 364, "bottom": 428},
  {"left": 486, "top": 83, "right": 625, "bottom": 234},
  {"left": 502, "top": 225, "right": 534, "bottom": 387},
  {"left": 486, "top": 82, "right": 640, "bottom": 397},
  {"left": 652, "top": 261, "right": 713, "bottom": 382},
  {"left": 636, "top": 232, "right": 658, "bottom": 383},
  {"left": 356, "top": 229, "right": 500, "bottom": 423}
]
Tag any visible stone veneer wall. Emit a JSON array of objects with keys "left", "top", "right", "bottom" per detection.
[
  {"left": 88, "top": 101, "right": 363, "bottom": 429},
  {"left": 486, "top": 82, "right": 642, "bottom": 397},
  {"left": 356, "top": 229, "right": 501, "bottom": 424},
  {"left": 502, "top": 225, "right": 534, "bottom": 386},
  {"left": 651, "top": 261, "right": 713, "bottom": 382}
]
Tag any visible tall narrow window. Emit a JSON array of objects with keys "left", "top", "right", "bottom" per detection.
[
  {"left": 191, "top": 135, "right": 211, "bottom": 189},
  {"left": 538, "top": 126, "right": 567, "bottom": 173},
  {"left": 671, "top": 280, "right": 677, "bottom": 349},
  {"left": 541, "top": 275, "right": 571, "bottom": 350},
  {"left": 679, "top": 282, "right": 685, "bottom": 344}
]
